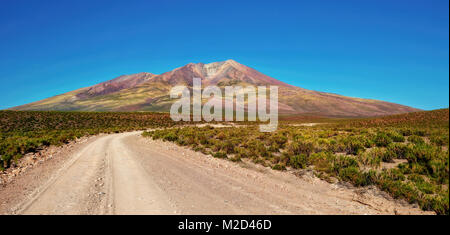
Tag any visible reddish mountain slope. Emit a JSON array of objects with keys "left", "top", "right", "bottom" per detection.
[{"left": 11, "top": 60, "right": 420, "bottom": 117}]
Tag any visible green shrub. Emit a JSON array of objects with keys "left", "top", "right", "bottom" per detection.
[
  {"left": 430, "top": 135, "right": 449, "bottom": 146},
  {"left": 309, "top": 152, "right": 336, "bottom": 174},
  {"left": 382, "top": 168, "right": 406, "bottom": 181},
  {"left": 332, "top": 155, "right": 359, "bottom": 170},
  {"left": 400, "top": 128, "right": 413, "bottom": 136},
  {"left": 405, "top": 143, "right": 436, "bottom": 164},
  {"left": 386, "top": 143, "right": 410, "bottom": 159},
  {"left": 222, "top": 140, "right": 235, "bottom": 154},
  {"left": 287, "top": 140, "right": 315, "bottom": 156},
  {"left": 387, "top": 131, "right": 405, "bottom": 142},
  {"left": 213, "top": 151, "right": 227, "bottom": 159},
  {"left": 272, "top": 164, "right": 286, "bottom": 171},
  {"left": 374, "top": 133, "right": 393, "bottom": 147},
  {"left": 346, "top": 137, "right": 365, "bottom": 155},
  {"left": 163, "top": 132, "right": 178, "bottom": 142},
  {"left": 360, "top": 170, "right": 378, "bottom": 186},
  {"left": 358, "top": 149, "right": 382, "bottom": 168},
  {"left": 378, "top": 179, "right": 418, "bottom": 203},
  {"left": 427, "top": 153, "right": 449, "bottom": 184},
  {"left": 289, "top": 154, "right": 308, "bottom": 169},
  {"left": 408, "top": 174, "right": 435, "bottom": 194},
  {"left": 408, "top": 135, "right": 425, "bottom": 145},
  {"left": 414, "top": 129, "right": 427, "bottom": 137},
  {"left": 338, "top": 166, "right": 367, "bottom": 186},
  {"left": 382, "top": 148, "right": 397, "bottom": 163},
  {"left": 230, "top": 155, "right": 241, "bottom": 162},
  {"left": 419, "top": 193, "right": 449, "bottom": 215}
]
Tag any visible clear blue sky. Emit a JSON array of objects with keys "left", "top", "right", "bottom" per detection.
[{"left": 0, "top": 0, "right": 448, "bottom": 110}]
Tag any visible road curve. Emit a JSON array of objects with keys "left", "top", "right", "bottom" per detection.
[{"left": 9, "top": 132, "right": 428, "bottom": 215}]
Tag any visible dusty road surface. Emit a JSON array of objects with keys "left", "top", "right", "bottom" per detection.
[{"left": 1, "top": 132, "right": 431, "bottom": 215}]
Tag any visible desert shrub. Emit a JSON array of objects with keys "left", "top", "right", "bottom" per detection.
[
  {"left": 405, "top": 143, "right": 436, "bottom": 164},
  {"left": 413, "top": 129, "right": 427, "bottom": 137},
  {"left": 267, "top": 142, "right": 281, "bottom": 152},
  {"left": 408, "top": 135, "right": 425, "bottom": 145},
  {"left": 408, "top": 174, "right": 435, "bottom": 194},
  {"left": 374, "top": 133, "right": 393, "bottom": 147},
  {"left": 387, "top": 131, "right": 405, "bottom": 142},
  {"left": 229, "top": 155, "right": 241, "bottom": 162},
  {"left": 215, "top": 132, "right": 226, "bottom": 140},
  {"left": 422, "top": 194, "right": 449, "bottom": 215},
  {"left": 383, "top": 168, "right": 406, "bottom": 181},
  {"left": 287, "top": 140, "right": 315, "bottom": 156},
  {"left": 289, "top": 154, "right": 308, "bottom": 169},
  {"left": 386, "top": 143, "right": 410, "bottom": 159},
  {"left": 358, "top": 149, "right": 382, "bottom": 168},
  {"left": 426, "top": 152, "right": 449, "bottom": 184},
  {"left": 234, "top": 147, "right": 249, "bottom": 159},
  {"left": 360, "top": 170, "right": 378, "bottom": 186},
  {"left": 213, "top": 151, "right": 227, "bottom": 159},
  {"left": 345, "top": 137, "right": 365, "bottom": 155},
  {"left": 1, "top": 154, "right": 13, "bottom": 169},
  {"left": 430, "top": 135, "right": 449, "bottom": 146},
  {"left": 362, "top": 137, "right": 375, "bottom": 148},
  {"left": 309, "top": 152, "right": 336, "bottom": 174},
  {"left": 323, "top": 139, "right": 345, "bottom": 153},
  {"left": 338, "top": 166, "right": 360, "bottom": 184},
  {"left": 163, "top": 132, "right": 178, "bottom": 142},
  {"left": 338, "top": 167, "right": 375, "bottom": 186},
  {"left": 272, "top": 164, "right": 286, "bottom": 171},
  {"left": 399, "top": 128, "right": 413, "bottom": 136},
  {"left": 332, "top": 155, "right": 359, "bottom": 173},
  {"left": 222, "top": 140, "right": 235, "bottom": 154},
  {"left": 193, "top": 145, "right": 205, "bottom": 153},
  {"left": 378, "top": 178, "right": 418, "bottom": 204},
  {"left": 381, "top": 148, "right": 397, "bottom": 163},
  {"left": 407, "top": 162, "right": 428, "bottom": 175},
  {"left": 271, "top": 134, "right": 288, "bottom": 147}
]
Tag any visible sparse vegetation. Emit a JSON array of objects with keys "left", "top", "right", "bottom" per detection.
[{"left": 143, "top": 109, "right": 449, "bottom": 214}]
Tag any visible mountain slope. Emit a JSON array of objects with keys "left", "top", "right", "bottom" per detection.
[{"left": 11, "top": 60, "right": 420, "bottom": 117}]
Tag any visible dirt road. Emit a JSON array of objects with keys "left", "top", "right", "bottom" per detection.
[{"left": 1, "top": 132, "right": 430, "bottom": 215}]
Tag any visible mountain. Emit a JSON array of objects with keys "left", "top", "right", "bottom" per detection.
[{"left": 10, "top": 59, "right": 420, "bottom": 117}]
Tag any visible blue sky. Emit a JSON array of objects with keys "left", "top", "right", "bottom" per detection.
[{"left": 0, "top": 0, "right": 448, "bottom": 110}]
